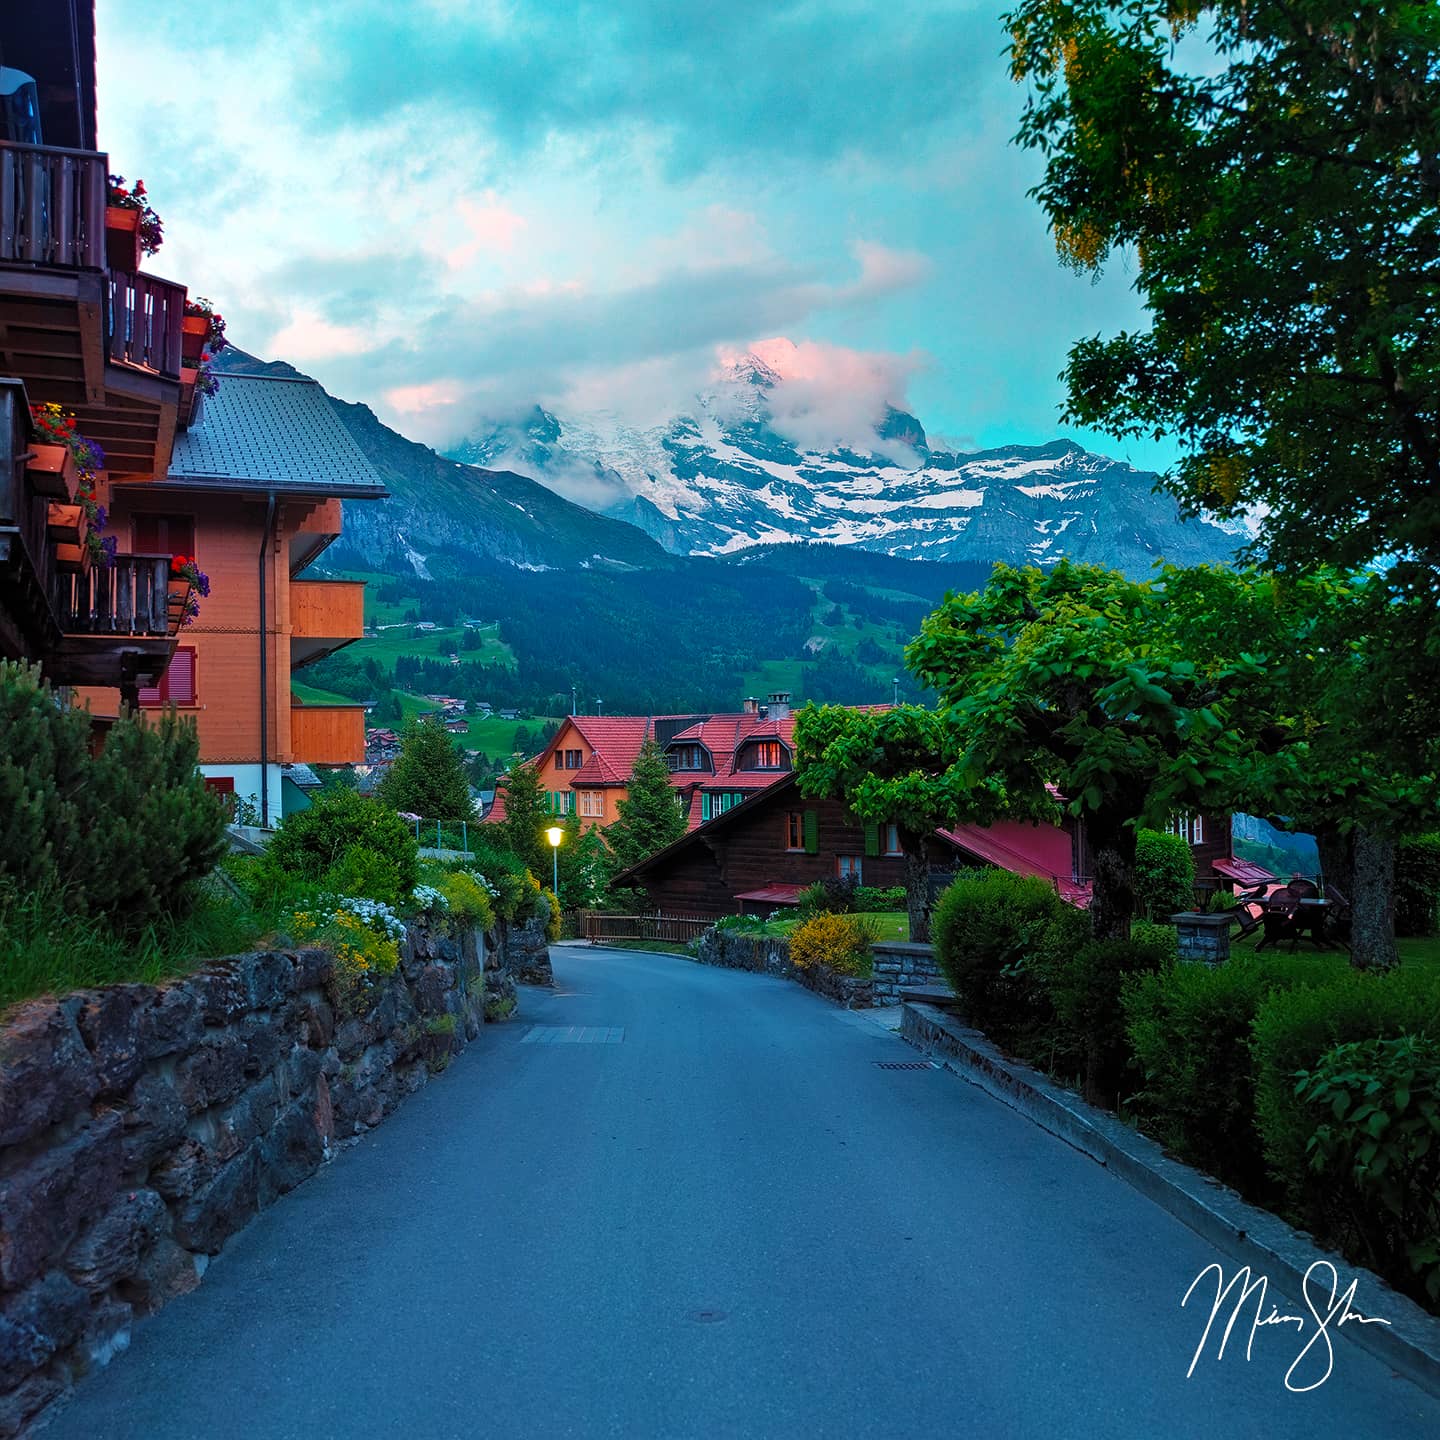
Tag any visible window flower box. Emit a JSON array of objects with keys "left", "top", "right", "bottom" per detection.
[
  {"left": 26, "top": 443, "right": 79, "bottom": 499},
  {"left": 104, "top": 206, "right": 143, "bottom": 273},
  {"left": 47, "top": 502, "right": 87, "bottom": 545},
  {"left": 181, "top": 315, "right": 209, "bottom": 361},
  {"left": 54, "top": 542, "right": 89, "bottom": 574}
]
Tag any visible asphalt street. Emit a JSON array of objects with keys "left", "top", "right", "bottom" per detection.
[{"left": 46, "top": 947, "right": 1440, "bottom": 1439}]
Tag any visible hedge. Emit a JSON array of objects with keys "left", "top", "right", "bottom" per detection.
[{"left": 1396, "top": 833, "right": 1440, "bottom": 936}]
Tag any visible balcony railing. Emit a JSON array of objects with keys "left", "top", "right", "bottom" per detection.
[
  {"left": 108, "top": 269, "right": 185, "bottom": 378},
  {"left": 55, "top": 553, "right": 173, "bottom": 637},
  {"left": 291, "top": 704, "right": 367, "bottom": 765},
  {"left": 0, "top": 141, "right": 106, "bottom": 268}
]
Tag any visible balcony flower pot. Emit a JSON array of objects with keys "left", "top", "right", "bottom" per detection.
[
  {"left": 47, "top": 502, "right": 87, "bottom": 545},
  {"left": 104, "top": 206, "right": 143, "bottom": 273},
  {"left": 181, "top": 315, "right": 209, "bottom": 361},
  {"left": 27, "top": 443, "right": 79, "bottom": 499},
  {"left": 54, "top": 542, "right": 89, "bottom": 574}
]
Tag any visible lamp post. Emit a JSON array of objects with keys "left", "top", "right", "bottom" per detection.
[{"left": 545, "top": 824, "right": 563, "bottom": 899}]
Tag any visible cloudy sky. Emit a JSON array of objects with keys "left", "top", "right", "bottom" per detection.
[{"left": 96, "top": 0, "right": 1168, "bottom": 471}]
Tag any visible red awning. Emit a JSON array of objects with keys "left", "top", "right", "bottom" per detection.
[
  {"left": 1212, "top": 856, "right": 1277, "bottom": 886},
  {"left": 734, "top": 884, "right": 807, "bottom": 906}
]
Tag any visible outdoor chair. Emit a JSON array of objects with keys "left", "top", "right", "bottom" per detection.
[
  {"left": 1255, "top": 877, "right": 1327, "bottom": 953},
  {"left": 1225, "top": 882, "right": 1271, "bottom": 940}
]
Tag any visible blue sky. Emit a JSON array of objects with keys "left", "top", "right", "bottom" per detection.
[{"left": 97, "top": 0, "right": 1171, "bottom": 473}]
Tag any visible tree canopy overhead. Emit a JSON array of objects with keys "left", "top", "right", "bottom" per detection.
[{"left": 1005, "top": 0, "right": 1440, "bottom": 594}]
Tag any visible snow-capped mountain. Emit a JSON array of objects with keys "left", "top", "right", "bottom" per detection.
[{"left": 449, "top": 352, "right": 1243, "bottom": 574}]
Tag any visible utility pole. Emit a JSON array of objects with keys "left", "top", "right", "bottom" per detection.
[
  {"left": 571, "top": 686, "right": 576, "bottom": 716},
  {"left": 893, "top": 677, "right": 900, "bottom": 706}
]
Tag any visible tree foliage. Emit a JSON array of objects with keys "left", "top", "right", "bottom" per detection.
[
  {"left": 0, "top": 662, "right": 226, "bottom": 930},
  {"left": 377, "top": 719, "right": 473, "bottom": 823},
  {"left": 1005, "top": 0, "right": 1440, "bottom": 599},
  {"left": 794, "top": 703, "right": 1007, "bottom": 941},
  {"left": 607, "top": 738, "right": 688, "bottom": 875},
  {"left": 497, "top": 761, "right": 551, "bottom": 878},
  {"left": 905, "top": 562, "right": 1290, "bottom": 938}
]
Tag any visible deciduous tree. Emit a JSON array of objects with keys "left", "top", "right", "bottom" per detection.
[
  {"left": 377, "top": 719, "right": 473, "bottom": 823},
  {"left": 1004, "top": 0, "right": 1440, "bottom": 602}
]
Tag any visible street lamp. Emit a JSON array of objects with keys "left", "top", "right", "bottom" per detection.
[{"left": 545, "top": 824, "right": 564, "bottom": 898}]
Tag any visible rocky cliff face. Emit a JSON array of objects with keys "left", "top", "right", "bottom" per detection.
[{"left": 452, "top": 353, "right": 1245, "bottom": 576}]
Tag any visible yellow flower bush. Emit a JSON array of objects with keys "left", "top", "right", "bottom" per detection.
[
  {"left": 788, "top": 913, "right": 880, "bottom": 978},
  {"left": 437, "top": 871, "right": 496, "bottom": 932},
  {"left": 291, "top": 901, "right": 401, "bottom": 1007}
]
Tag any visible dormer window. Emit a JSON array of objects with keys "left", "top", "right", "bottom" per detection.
[{"left": 669, "top": 744, "right": 705, "bottom": 771}]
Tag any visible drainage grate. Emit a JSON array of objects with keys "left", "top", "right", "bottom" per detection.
[
  {"left": 522, "top": 1026, "right": 624, "bottom": 1044},
  {"left": 874, "top": 1060, "right": 935, "bottom": 1070}
]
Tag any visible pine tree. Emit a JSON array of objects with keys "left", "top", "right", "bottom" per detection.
[
  {"left": 498, "top": 760, "right": 550, "bottom": 878},
  {"left": 607, "top": 738, "right": 687, "bottom": 874},
  {"left": 377, "top": 719, "right": 473, "bottom": 822}
]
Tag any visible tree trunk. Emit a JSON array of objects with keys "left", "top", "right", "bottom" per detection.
[
  {"left": 1350, "top": 825, "right": 1399, "bottom": 970},
  {"left": 1314, "top": 824, "right": 1353, "bottom": 900},
  {"left": 903, "top": 843, "right": 932, "bottom": 944},
  {"left": 1087, "top": 813, "right": 1137, "bottom": 941}
]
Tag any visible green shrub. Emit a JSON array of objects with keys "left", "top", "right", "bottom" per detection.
[
  {"left": 542, "top": 887, "right": 562, "bottom": 943},
  {"left": 0, "top": 661, "right": 226, "bottom": 933},
  {"left": 1134, "top": 829, "right": 1195, "bottom": 919},
  {"left": 1296, "top": 1034, "right": 1440, "bottom": 1307},
  {"left": 1123, "top": 953, "right": 1347, "bottom": 1194},
  {"left": 266, "top": 788, "right": 418, "bottom": 898},
  {"left": 854, "top": 884, "right": 907, "bottom": 912},
  {"left": 1396, "top": 833, "right": 1440, "bottom": 936},
  {"left": 788, "top": 913, "right": 879, "bottom": 977},
  {"left": 323, "top": 844, "right": 405, "bottom": 905},
  {"left": 1045, "top": 935, "right": 1169, "bottom": 1102},
  {"left": 1252, "top": 965, "right": 1440, "bottom": 1216},
  {"left": 1129, "top": 920, "right": 1179, "bottom": 963},
  {"left": 437, "top": 871, "right": 496, "bottom": 932},
  {"left": 931, "top": 869, "right": 1076, "bottom": 1040},
  {"left": 797, "top": 875, "right": 858, "bottom": 915}
]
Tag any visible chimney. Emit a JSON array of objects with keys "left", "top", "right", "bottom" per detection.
[
  {"left": 742, "top": 696, "right": 760, "bottom": 716},
  {"left": 767, "top": 691, "right": 791, "bottom": 720}
]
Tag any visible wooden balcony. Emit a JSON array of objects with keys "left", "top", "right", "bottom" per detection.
[
  {"left": 291, "top": 703, "right": 366, "bottom": 765},
  {"left": 49, "top": 552, "right": 181, "bottom": 691},
  {"left": 290, "top": 579, "right": 366, "bottom": 668},
  {"left": 0, "top": 140, "right": 183, "bottom": 480}
]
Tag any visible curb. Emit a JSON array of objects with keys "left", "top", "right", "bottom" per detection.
[{"left": 900, "top": 1000, "right": 1440, "bottom": 1400}]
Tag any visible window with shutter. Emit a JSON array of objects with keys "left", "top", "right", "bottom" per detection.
[
  {"left": 138, "top": 646, "right": 197, "bottom": 707},
  {"left": 864, "top": 824, "right": 879, "bottom": 857}
]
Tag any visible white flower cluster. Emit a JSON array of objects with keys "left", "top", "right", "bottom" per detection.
[
  {"left": 463, "top": 870, "right": 500, "bottom": 898},
  {"left": 411, "top": 884, "right": 450, "bottom": 913},
  {"left": 331, "top": 895, "right": 406, "bottom": 939}
]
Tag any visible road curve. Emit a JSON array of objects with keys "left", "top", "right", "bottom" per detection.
[{"left": 46, "top": 948, "right": 1440, "bottom": 1439}]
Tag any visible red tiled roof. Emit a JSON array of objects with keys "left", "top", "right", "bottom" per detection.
[
  {"left": 735, "top": 884, "right": 807, "bottom": 906},
  {"left": 1212, "top": 856, "right": 1277, "bottom": 886},
  {"left": 936, "top": 819, "right": 1091, "bottom": 908}
]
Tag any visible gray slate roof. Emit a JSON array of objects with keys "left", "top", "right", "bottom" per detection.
[{"left": 168, "top": 374, "right": 386, "bottom": 497}]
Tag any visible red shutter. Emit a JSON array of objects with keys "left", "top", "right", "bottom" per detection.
[
  {"left": 203, "top": 776, "right": 235, "bottom": 796},
  {"left": 139, "top": 646, "right": 197, "bottom": 708}
]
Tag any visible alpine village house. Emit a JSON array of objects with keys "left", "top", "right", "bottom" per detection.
[{"left": 1, "top": 1, "right": 384, "bottom": 823}]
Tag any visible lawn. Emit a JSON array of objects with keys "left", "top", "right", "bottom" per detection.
[{"left": 1230, "top": 930, "right": 1440, "bottom": 970}]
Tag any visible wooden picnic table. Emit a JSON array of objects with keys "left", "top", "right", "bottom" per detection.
[{"left": 1255, "top": 895, "right": 1342, "bottom": 952}]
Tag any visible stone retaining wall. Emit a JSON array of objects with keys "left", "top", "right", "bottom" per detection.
[
  {"left": 870, "top": 943, "right": 946, "bottom": 1004},
  {"left": 693, "top": 928, "right": 876, "bottom": 1008},
  {"left": 0, "top": 920, "right": 487, "bottom": 1436}
]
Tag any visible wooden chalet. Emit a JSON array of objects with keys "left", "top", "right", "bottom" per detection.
[{"left": 617, "top": 774, "right": 1259, "bottom": 918}]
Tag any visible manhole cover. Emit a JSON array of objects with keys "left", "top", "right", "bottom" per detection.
[
  {"left": 521, "top": 1026, "right": 624, "bottom": 1044},
  {"left": 688, "top": 1308, "right": 728, "bottom": 1324},
  {"left": 874, "top": 1061, "right": 935, "bottom": 1070}
]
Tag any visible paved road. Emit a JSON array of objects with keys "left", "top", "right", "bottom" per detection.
[{"left": 48, "top": 949, "right": 1440, "bottom": 1439}]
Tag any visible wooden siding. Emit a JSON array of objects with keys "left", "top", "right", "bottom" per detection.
[
  {"left": 291, "top": 579, "right": 365, "bottom": 641},
  {"left": 290, "top": 704, "right": 365, "bottom": 765},
  {"left": 633, "top": 788, "right": 911, "bottom": 916}
]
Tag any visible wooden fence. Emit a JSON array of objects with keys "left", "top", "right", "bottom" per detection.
[{"left": 580, "top": 912, "right": 715, "bottom": 946}]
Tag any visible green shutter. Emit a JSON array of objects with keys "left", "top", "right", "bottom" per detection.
[
  {"left": 803, "top": 809, "right": 818, "bottom": 854},
  {"left": 864, "top": 823, "right": 880, "bottom": 858},
  {"left": 702, "top": 792, "right": 712, "bottom": 822}
]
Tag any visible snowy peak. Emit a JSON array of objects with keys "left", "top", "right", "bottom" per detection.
[{"left": 448, "top": 354, "right": 1240, "bottom": 575}]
